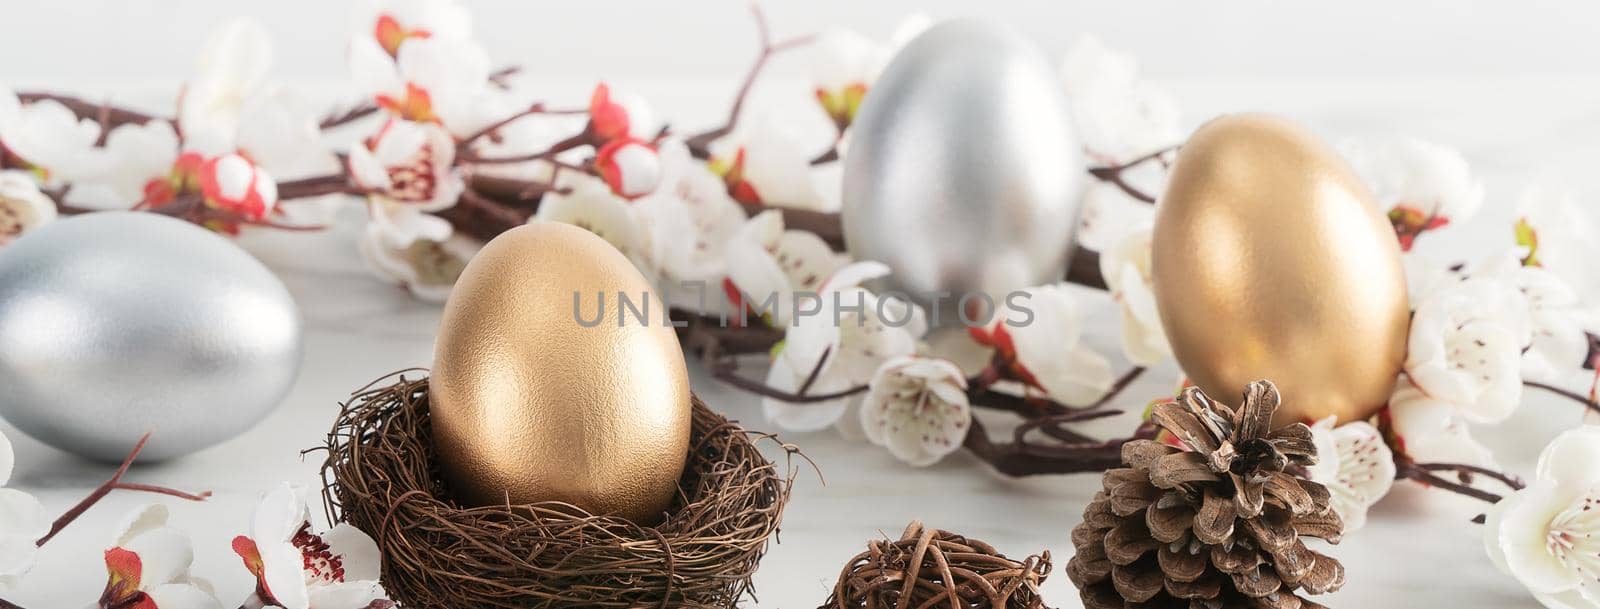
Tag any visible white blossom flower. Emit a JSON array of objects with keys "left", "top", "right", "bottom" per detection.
[
  {"left": 763, "top": 261, "right": 926, "bottom": 432},
  {"left": 1098, "top": 226, "right": 1169, "bottom": 366},
  {"left": 1475, "top": 254, "right": 1597, "bottom": 383},
  {"left": 593, "top": 138, "right": 661, "bottom": 198},
  {"left": 352, "top": 0, "right": 473, "bottom": 58},
  {"left": 0, "top": 87, "right": 101, "bottom": 179},
  {"left": 861, "top": 356, "right": 972, "bottom": 466},
  {"left": 709, "top": 115, "right": 824, "bottom": 210},
  {"left": 1060, "top": 35, "right": 1181, "bottom": 165},
  {"left": 1514, "top": 185, "right": 1600, "bottom": 304},
  {"left": 359, "top": 225, "right": 478, "bottom": 303},
  {"left": 179, "top": 18, "right": 275, "bottom": 156},
  {"left": 1405, "top": 277, "right": 1532, "bottom": 424},
  {"left": 59, "top": 120, "right": 181, "bottom": 211},
  {"left": 0, "top": 429, "right": 50, "bottom": 590},
  {"left": 351, "top": 32, "right": 495, "bottom": 135},
  {"left": 348, "top": 118, "right": 464, "bottom": 212},
  {"left": 970, "top": 284, "right": 1114, "bottom": 406},
  {"left": 0, "top": 171, "right": 57, "bottom": 248},
  {"left": 722, "top": 209, "right": 846, "bottom": 327},
  {"left": 533, "top": 175, "right": 643, "bottom": 261},
  {"left": 1340, "top": 135, "right": 1484, "bottom": 251},
  {"left": 631, "top": 139, "right": 748, "bottom": 314},
  {"left": 96, "top": 504, "right": 221, "bottom": 609},
  {"left": 1387, "top": 378, "right": 1499, "bottom": 468},
  {"left": 1306, "top": 418, "right": 1395, "bottom": 532},
  {"left": 809, "top": 14, "right": 930, "bottom": 130},
  {"left": 233, "top": 484, "right": 388, "bottom": 609},
  {"left": 1484, "top": 426, "right": 1600, "bottom": 609},
  {"left": 200, "top": 153, "right": 279, "bottom": 223}
]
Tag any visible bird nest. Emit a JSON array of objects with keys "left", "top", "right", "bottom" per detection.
[
  {"left": 821, "top": 521, "right": 1053, "bottom": 609},
  {"left": 317, "top": 372, "right": 794, "bottom": 609}
]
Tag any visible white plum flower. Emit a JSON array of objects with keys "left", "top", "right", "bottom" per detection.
[
  {"left": 96, "top": 504, "right": 221, "bottom": 609},
  {"left": 179, "top": 18, "right": 275, "bottom": 155},
  {"left": 763, "top": 261, "right": 926, "bottom": 432},
  {"left": 0, "top": 87, "right": 102, "bottom": 179},
  {"left": 861, "top": 356, "right": 972, "bottom": 466},
  {"left": 1477, "top": 254, "right": 1597, "bottom": 383},
  {"left": 722, "top": 209, "right": 847, "bottom": 327},
  {"left": 233, "top": 484, "right": 389, "bottom": 609},
  {"left": 970, "top": 284, "right": 1114, "bottom": 407},
  {"left": 709, "top": 115, "right": 825, "bottom": 210},
  {"left": 1514, "top": 185, "right": 1600, "bottom": 304},
  {"left": 631, "top": 139, "right": 748, "bottom": 314},
  {"left": 809, "top": 14, "right": 930, "bottom": 130},
  {"left": 348, "top": 118, "right": 464, "bottom": 212},
  {"left": 593, "top": 138, "right": 661, "bottom": 199},
  {"left": 359, "top": 225, "right": 479, "bottom": 303},
  {"left": 1387, "top": 378, "right": 1499, "bottom": 468},
  {"left": 1098, "top": 226, "right": 1170, "bottom": 366},
  {"left": 1405, "top": 277, "right": 1532, "bottom": 424},
  {"left": 60, "top": 120, "right": 181, "bottom": 211},
  {"left": 0, "top": 171, "right": 57, "bottom": 248},
  {"left": 0, "top": 429, "right": 49, "bottom": 590},
  {"left": 1340, "top": 135, "right": 1484, "bottom": 251},
  {"left": 1306, "top": 418, "right": 1395, "bottom": 532},
  {"left": 1060, "top": 35, "right": 1181, "bottom": 165},
  {"left": 353, "top": 0, "right": 473, "bottom": 58},
  {"left": 350, "top": 32, "right": 494, "bottom": 134},
  {"left": 1484, "top": 426, "right": 1600, "bottom": 609},
  {"left": 533, "top": 175, "right": 644, "bottom": 262}
]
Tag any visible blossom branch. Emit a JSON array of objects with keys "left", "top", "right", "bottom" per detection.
[
  {"left": 1085, "top": 145, "right": 1177, "bottom": 204},
  {"left": 1524, "top": 379, "right": 1600, "bottom": 416},
  {"left": 685, "top": 4, "right": 815, "bottom": 159},
  {"left": 456, "top": 102, "right": 587, "bottom": 148},
  {"left": 34, "top": 431, "right": 212, "bottom": 547},
  {"left": 16, "top": 91, "right": 166, "bottom": 129}
]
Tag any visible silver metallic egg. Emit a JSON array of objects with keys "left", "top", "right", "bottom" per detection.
[
  {"left": 0, "top": 212, "right": 303, "bottom": 462},
  {"left": 843, "top": 19, "right": 1085, "bottom": 325}
]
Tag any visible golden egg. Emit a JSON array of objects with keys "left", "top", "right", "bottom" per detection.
[
  {"left": 1151, "top": 114, "right": 1409, "bottom": 426},
  {"left": 430, "top": 221, "right": 692, "bottom": 523}
]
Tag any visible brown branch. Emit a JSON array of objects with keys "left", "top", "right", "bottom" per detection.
[
  {"left": 1413, "top": 462, "right": 1525, "bottom": 491},
  {"left": 1397, "top": 462, "right": 1505, "bottom": 504},
  {"left": 319, "top": 102, "right": 380, "bottom": 130},
  {"left": 963, "top": 418, "right": 1127, "bottom": 477},
  {"left": 276, "top": 173, "right": 356, "bottom": 200},
  {"left": 35, "top": 432, "right": 212, "bottom": 547},
  {"left": 457, "top": 103, "right": 587, "bottom": 148},
  {"left": 1525, "top": 379, "right": 1600, "bottom": 415},
  {"left": 1084, "top": 145, "right": 1177, "bottom": 205},
  {"left": 15, "top": 91, "right": 164, "bottom": 128},
  {"left": 462, "top": 131, "right": 590, "bottom": 165},
  {"left": 684, "top": 4, "right": 815, "bottom": 158},
  {"left": 710, "top": 359, "right": 869, "bottom": 403}
]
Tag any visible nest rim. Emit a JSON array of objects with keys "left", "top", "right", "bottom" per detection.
[{"left": 318, "top": 371, "right": 794, "bottom": 609}]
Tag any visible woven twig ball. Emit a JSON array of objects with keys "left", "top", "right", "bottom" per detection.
[
  {"left": 318, "top": 372, "right": 793, "bottom": 609},
  {"left": 821, "top": 521, "right": 1053, "bottom": 609}
]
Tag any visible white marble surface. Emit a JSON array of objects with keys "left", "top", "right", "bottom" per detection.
[{"left": 6, "top": 76, "right": 1599, "bottom": 608}]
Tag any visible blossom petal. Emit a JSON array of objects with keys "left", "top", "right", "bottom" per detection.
[
  {"left": 1492, "top": 481, "right": 1582, "bottom": 595},
  {"left": 321, "top": 523, "right": 382, "bottom": 583},
  {"left": 122, "top": 527, "right": 194, "bottom": 586},
  {"left": 1535, "top": 426, "right": 1600, "bottom": 493},
  {"left": 146, "top": 583, "right": 223, "bottom": 609},
  {"left": 251, "top": 484, "right": 308, "bottom": 542}
]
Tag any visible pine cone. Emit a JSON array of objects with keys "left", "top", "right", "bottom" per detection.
[{"left": 1067, "top": 380, "right": 1346, "bottom": 609}]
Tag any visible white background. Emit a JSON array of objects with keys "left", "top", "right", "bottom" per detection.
[{"left": 5, "top": 1, "right": 1600, "bottom": 608}]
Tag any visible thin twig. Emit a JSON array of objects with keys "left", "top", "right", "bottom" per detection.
[
  {"left": 1525, "top": 379, "right": 1600, "bottom": 415},
  {"left": 457, "top": 102, "right": 586, "bottom": 148},
  {"left": 1415, "top": 462, "right": 1525, "bottom": 490},
  {"left": 684, "top": 4, "right": 815, "bottom": 158},
  {"left": 1084, "top": 145, "right": 1177, "bottom": 204},
  {"left": 35, "top": 432, "right": 212, "bottom": 547},
  {"left": 319, "top": 102, "right": 380, "bottom": 130},
  {"left": 462, "top": 131, "right": 590, "bottom": 165}
]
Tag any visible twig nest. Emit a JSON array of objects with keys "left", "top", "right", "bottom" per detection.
[
  {"left": 822, "top": 521, "right": 1053, "bottom": 609},
  {"left": 319, "top": 373, "right": 793, "bottom": 608}
]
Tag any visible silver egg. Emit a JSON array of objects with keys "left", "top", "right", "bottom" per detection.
[
  {"left": 0, "top": 212, "right": 302, "bottom": 462},
  {"left": 843, "top": 19, "right": 1085, "bottom": 325}
]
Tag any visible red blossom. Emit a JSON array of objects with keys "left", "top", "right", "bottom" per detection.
[
  {"left": 374, "top": 14, "right": 431, "bottom": 58},
  {"left": 587, "top": 83, "right": 631, "bottom": 142},
  {"left": 376, "top": 82, "right": 437, "bottom": 123}
]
